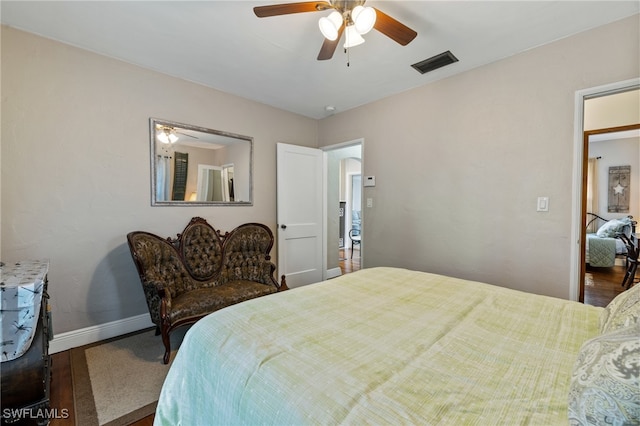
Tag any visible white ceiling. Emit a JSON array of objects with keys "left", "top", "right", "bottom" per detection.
[{"left": 2, "top": 1, "right": 638, "bottom": 119}]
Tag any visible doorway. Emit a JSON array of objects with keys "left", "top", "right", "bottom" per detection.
[
  {"left": 582, "top": 124, "right": 640, "bottom": 306},
  {"left": 573, "top": 80, "right": 640, "bottom": 303},
  {"left": 276, "top": 141, "right": 362, "bottom": 287},
  {"left": 323, "top": 140, "right": 363, "bottom": 278}
]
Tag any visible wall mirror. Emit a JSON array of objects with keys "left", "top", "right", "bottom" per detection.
[{"left": 150, "top": 118, "right": 253, "bottom": 206}]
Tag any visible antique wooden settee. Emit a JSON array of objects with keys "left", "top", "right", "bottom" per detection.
[{"left": 127, "top": 217, "right": 287, "bottom": 363}]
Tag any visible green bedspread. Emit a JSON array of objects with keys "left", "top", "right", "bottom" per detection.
[
  {"left": 586, "top": 233, "right": 618, "bottom": 267},
  {"left": 154, "top": 267, "right": 601, "bottom": 425}
]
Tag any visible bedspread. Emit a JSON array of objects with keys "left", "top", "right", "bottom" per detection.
[
  {"left": 586, "top": 233, "right": 619, "bottom": 267},
  {"left": 155, "top": 267, "right": 601, "bottom": 425}
]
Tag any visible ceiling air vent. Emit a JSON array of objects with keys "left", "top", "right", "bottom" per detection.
[{"left": 411, "top": 51, "right": 458, "bottom": 74}]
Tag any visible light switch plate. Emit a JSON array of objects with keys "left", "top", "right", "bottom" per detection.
[{"left": 537, "top": 197, "right": 549, "bottom": 212}]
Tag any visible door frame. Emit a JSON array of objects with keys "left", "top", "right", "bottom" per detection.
[{"left": 571, "top": 78, "right": 640, "bottom": 301}]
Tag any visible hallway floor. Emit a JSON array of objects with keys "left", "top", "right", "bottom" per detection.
[
  {"left": 584, "top": 264, "right": 630, "bottom": 307},
  {"left": 339, "top": 248, "right": 360, "bottom": 275}
]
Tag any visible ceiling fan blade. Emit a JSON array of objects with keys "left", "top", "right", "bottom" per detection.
[
  {"left": 254, "top": 1, "right": 332, "bottom": 18},
  {"left": 176, "top": 131, "right": 198, "bottom": 139},
  {"left": 373, "top": 8, "right": 417, "bottom": 46},
  {"left": 317, "top": 24, "right": 344, "bottom": 60}
]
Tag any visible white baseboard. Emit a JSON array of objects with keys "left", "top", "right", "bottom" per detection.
[
  {"left": 326, "top": 267, "right": 342, "bottom": 280},
  {"left": 49, "top": 313, "right": 154, "bottom": 354}
]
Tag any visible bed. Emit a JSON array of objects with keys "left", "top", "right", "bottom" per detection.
[
  {"left": 585, "top": 213, "right": 634, "bottom": 267},
  {"left": 586, "top": 234, "right": 627, "bottom": 267},
  {"left": 154, "top": 267, "right": 639, "bottom": 425}
]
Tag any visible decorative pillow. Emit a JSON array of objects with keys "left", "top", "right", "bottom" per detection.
[
  {"left": 596, "top": 217, "right": 632, "bottom": 238},
  {"left": 568, "top": 325, "right": 640, "bottom": 426},
  {"left": 599, "top": 283, "right": 640, "bottom": 334}
]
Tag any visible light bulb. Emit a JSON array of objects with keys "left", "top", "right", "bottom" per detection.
[
  {"left": 158, "top": 131, "right": 169, "bottom": 144},
  {"left": 158, "top": 129, "right": 178, "bottom": 144},
  {"left": 344, "top": 25, "right": 365, "bottom": 48},
  {"left": 319, "top": 11, "right": 342, "bottom": 41},
  {"left": 352, "top": 6, "right": 376, "bottom": 34}
]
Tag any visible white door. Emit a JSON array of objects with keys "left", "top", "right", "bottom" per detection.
[{"left": 277, "top": 143, "right": 324, "bottom": 288}]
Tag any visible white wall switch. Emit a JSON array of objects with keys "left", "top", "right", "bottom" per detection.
[
  {"left": 363, "top": 176, "right": 376, "bottom": 187},
  {"left": 367, "top": 198, "right": 373, "bottom": 208},
  {"left": 537, "top": 196, "right": 549, "bottom": 212}
]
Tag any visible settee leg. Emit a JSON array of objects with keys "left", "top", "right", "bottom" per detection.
[
  {"left": 161, "top": 329, "right": 171, "bottom": 364},
  {"left": 155, "top": 325, "right": 161, "bottom": 336},
  {"left": 279, "top": 275, "right": 289, "bottom": 291}
]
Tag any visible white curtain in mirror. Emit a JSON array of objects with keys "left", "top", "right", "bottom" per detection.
[{"left": 156, "top": 155, "right": 171, "bottom": 201}]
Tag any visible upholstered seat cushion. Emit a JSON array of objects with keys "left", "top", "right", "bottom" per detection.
[{"left": 169, "top": 281, "right": 278, "bottom": 323}]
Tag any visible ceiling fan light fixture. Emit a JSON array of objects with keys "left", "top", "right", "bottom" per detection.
[
  {"left": 158, "top": 128, "right": 178, "bottom": 144},
  {"left": 351, "top": 6, "right": 376, "bottom": 35},
  {"left": 344, "top": 24, "right": 365, "bottom": 48},
  {"left": 318, "top": 11, "right": 343, "bottom": 41}
]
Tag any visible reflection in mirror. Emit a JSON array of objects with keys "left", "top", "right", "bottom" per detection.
[{"left": 150, "top": 118, "right": 252, "bottom": 205}]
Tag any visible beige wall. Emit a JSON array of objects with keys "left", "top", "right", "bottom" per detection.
[
  {"left": 589, "top": 136, "right": 640, "bottom": 220},
  {"left": 584, "top": 89, "right": 640, "bottom": 130},
  {"left": 318, "top": 15, "right": 639, "bottom": 299},
  {"left": 1, "top": 26, "right": 317, "bottom": 333}
]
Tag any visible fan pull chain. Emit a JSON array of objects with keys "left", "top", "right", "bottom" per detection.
[{"left": 345, "top": 24, "right": 350, "bottom": 67}]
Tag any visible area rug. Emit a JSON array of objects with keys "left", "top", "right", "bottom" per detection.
[{"left": 70, "top": 326, "right": 189, "bottom": 425}]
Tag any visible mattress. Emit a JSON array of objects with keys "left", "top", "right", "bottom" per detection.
[{"left": 155, "top": 267, "right": 602, "bottom": 425}]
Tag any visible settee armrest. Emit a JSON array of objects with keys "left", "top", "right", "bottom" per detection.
[
  {"left": 154, "top": 284, "right": 171, "bottom": 304},
  {"left": 137, "top": 277, "right": 175, "bottom": 327}
]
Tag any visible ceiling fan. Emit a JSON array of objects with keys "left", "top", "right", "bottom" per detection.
[
  {"left": 156, "top": 125, "right": 198, "bottom": 144},
  {"left": 253, "top": 1, "right": 417, "bottom": 60}
]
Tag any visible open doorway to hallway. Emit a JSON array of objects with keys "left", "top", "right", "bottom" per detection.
[
  {"left": 325, "top": 141, "right": 363, "bottom": 277},
  {"left": 579, "top": 87, "right": 639, "bottom": 306},
  {"left": 583, "top": 125, "right": 639, "bottom": 306}
]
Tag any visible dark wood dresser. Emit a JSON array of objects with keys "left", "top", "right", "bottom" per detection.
[{"left": 1, "top": 261, "right": 52, "bottom": 425}]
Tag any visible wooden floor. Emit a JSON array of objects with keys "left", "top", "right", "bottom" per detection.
[
  {"left": 339, "top": 248, "right": 361, "bottom": 274},
  {"left": 47, "top": 258, "right": 624, "bottom": 426},
  {"left": 584, "top": 263, "right": 631, "bottom": 307},
  {"left": 49, "top": 350, "right": 74, "bottom": 426}
]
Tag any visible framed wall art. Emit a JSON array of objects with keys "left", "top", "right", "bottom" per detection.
[{"left": 608, "top": 165, "right": 630, "bottom": 213}]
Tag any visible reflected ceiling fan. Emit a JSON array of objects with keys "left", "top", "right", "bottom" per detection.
[
  {"left": 156, "top": 125, "right": 199, "bottom": 144},
  {"left": 253, "top": 0, "right": 417, "bottom": 60}
]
